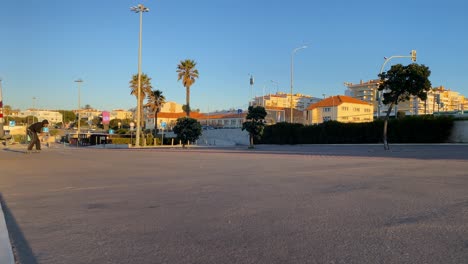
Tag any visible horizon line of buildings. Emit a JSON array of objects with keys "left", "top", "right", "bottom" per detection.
[{"left": 4, "top": 80, "right": 467, "bottom": 129}]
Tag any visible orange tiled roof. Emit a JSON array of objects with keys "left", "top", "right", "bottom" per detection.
[
  {"left": 149, "top": 111, "right": 246, "bottom": 119},
  {"left": 265, "top": 106, "right": 287, "bottom": 111},
  {"left": 307, "top": 95, "right": 371, "bottom": 110}
]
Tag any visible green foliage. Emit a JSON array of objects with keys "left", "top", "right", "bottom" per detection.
[
  {"left": 13, "top": 134, "right": 27, "bottom": 144},
  {"left": 129, "top": 73, "right": 153, "bottom": 129},
  {"left": 49, "top": 129, "right": 59, "bottom": 137},
  {"left": 242, "top": 106, "right": 267, "bottom": 147},
  {"left": 378, "top": 63, "right": 432, "bottom": 149},
  {"left": 182, "top": 105, "right": 191, "bottom": 114},
  {"left": 173, "top": 117, "right": 202, "bottom": 147},
  {"left": 177, "top": 59, "right": 199, "bottom": 116},
  {"left": 58, "top": 110, "right": 77, "bottom": 123},
  {"left": 261, "top": 116, "right": 454, "bottom": 144},
  {"left": 3, "top": 105, "right": 12, "bottom": 115},
  {"left": 110, "top": 137, "right": 132, "bottom": 145},
  {"left": 378, "top": 63, "right": 432, "bottom": 105}
]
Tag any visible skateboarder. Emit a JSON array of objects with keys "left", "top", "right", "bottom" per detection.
[{"left": 27, "top": 119, "right": 49, "bottom": 153}]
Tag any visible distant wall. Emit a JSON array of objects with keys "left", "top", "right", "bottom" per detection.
[
  {"left": 2, "top": 125, "right": 26, "bottom": 135},
  {"left": 198, "top": 128, "right": 249, "bottom": 146},
  {"left": 449, "top": 120, "right": 468, "bottom": 143}
]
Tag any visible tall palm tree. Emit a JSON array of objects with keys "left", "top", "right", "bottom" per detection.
[
  {"left": 177, "top": 59, "right": 199, "bottom": 116},
  {"left": 129, "top": 73, "right": 153, "bottom": 130},
  {"left": 146, "top": 89, "right": 166, "bottom": 131}
]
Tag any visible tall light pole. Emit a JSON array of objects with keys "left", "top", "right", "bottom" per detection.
[
  {"left": 249, "top": 74, "right": 254, "bottom": 106},
  {"left": 290, "top": 45, "right": 307, "bottom": 123},
  {"left": 74, "top": 79, "right": 83, "bottom": 136},
  {"left": 31, "top": 96, "right": 37, "bottom": 124},
  {"left": 377, "top": 50, "right": 416, "bottom": 118},
  {"left": 270, "top": 80, "right": 279, "bottom": 93},
  {"left": 0, "top": 79, "right": 5, "bottom": 138},
  {"left": 131, "top": 4, "right": 149, "bottom": 147}
]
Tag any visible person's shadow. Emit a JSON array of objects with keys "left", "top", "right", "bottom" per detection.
[
  {"left": 0, "top": 193, "right": 39, "bottom": 264},
  {"left": 1, "top": 148, "right": 29, "bottom": 154}
]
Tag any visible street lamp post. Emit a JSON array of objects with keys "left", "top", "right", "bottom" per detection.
[
  {"left": 74, "top": 79, "right": 83, "bottom": 140},
  {"left": 249, "top": 74, "right": 254, "bottom": 106},
  {"left": 377, "top": 50, "right": 416, "bottom": 118},
  {"left": 270, "top": 80, "right": 279, "bottom": 93},
  {"left": 32, "top": 96, "right": 37, "bottom": 124},
  {"left": 290, "top": 45, "right": 307, "bottom": 123},
  {"left": 131, "top": 4, "right": 149, "bottom": 147}
]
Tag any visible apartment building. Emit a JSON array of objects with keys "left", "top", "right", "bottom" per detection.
[
  {"left": 344, "top": 79, "right": 379, "bottom": 114},
  {"left": 110, "top": 109, "right": 133, "bottom": 120},
  {"left": 18, "top": 109, "right": 63, "bottom": 124},
  {"left": 252, "top": 92, "right": 320, "bottom": 111},
  {"left": 306, "top": 95, "right": 373, "bottom": 124},
  {"left": 74, "top": 109, "right": 101, "bottom": 121},
  {"left": 345, "top": 80, "right": 467, "bottom": 116}
]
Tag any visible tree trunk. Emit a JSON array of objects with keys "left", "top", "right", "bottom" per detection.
[
  {"left": 383, "top": 102, "right": 395, "bottom": 150},
  {"left": 139, "top": 97, "right": 145, "bottom": 131},
  {"left": 154, "top": 111, "right": 158, "bottom": 136},
  {"left": 186, "top": 86, "right": 190, "bottom": 117},
  {"left": 249, "top": 134, "right": 254, "bottom": 148}
]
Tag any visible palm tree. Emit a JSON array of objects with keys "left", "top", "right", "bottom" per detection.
[
  {"left": 129, "top": 73, "right": 153, "bottom": 130},
  {"left": 146, "top": 89, "right": 166, "bottom": 132},
  {"left": 177, "top": 59, "right": 199, "bottom": 116}
]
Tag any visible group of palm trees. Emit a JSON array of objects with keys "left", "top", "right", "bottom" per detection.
[{"left": 129, "top": 59, "right": 199, "bottom": 131}]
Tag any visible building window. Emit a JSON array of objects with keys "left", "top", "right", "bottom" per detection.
[
  {"left": 323, "top": 116, "right": 331, "bottom": 122},
  {"left": 364, "top": 108, "right": 371, "bottom": 113},
  {"left": 341, "top": 106, "right": 349, "bottom": 111},
  {"left": 353, "top": 108, "right": 360, "bottom": 112},
  {"left": 323, "top": 108, "right": 331, "bottom": 112}
]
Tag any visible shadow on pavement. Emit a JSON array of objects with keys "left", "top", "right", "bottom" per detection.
[
  {"left": 142, "top": 144, "right": 468, "bottom": 161},
  {"left": 1, "top": 148, "right": 27, "bottom": 154},
  {"left": 0, "top": 193, "right": 38, "bottom": 264}
]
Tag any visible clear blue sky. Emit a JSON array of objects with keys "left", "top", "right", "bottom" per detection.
[{"left": 1, "top": 0, "right": 467, "bottom": 112}]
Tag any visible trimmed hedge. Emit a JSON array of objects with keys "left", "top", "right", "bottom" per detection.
[
  {"left": 260, "top": 116, "right": 454, "bottom": 144},
  {"left": 110, "top": 134, "right": 162, "bottom": 146}
]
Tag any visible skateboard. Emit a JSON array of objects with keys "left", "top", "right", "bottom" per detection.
[{"left": 25, "top": 150, "right": 41, "bottom": 154}]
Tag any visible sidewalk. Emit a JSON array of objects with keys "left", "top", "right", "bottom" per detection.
[{"left": 0, "top": 202, "right": 15, "bottom": 264}]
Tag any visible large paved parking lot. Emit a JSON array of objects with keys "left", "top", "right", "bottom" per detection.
[{"left": 1, "top": 144, "right": 468, "bottom": 264}]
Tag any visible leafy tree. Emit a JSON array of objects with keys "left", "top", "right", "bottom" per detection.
[
  {"left": 84, "top": 104, "right": 92, "bottom": 109},
  {"left": 378, "top": 63, "right": 431, "bottom": 150},
  {"left": 129, "top": 73, "right": 153, "bottom": 130},
  {"left": 3, "top": 105, "right": 12, "bottom": 116},
  {"left": 58, "top": 110, "right": 77, "bottom": 123},
  {"left": 177, "top": 59, "right": 199, "bottom": 116},
  {"left": 242, "top": 106, "right": 267, "bottom": 148},
  {"left": 109, "top": 119, "right": 123, "bottom": 130},
  {"left": 182, "top": 104, "right": 191, "bottom": 114},
  {"left": 146, "top": 90, "right": 166, "bottom": 131},
  {"left": 173, "top": 117, "right": 202, "bottom": 148}
]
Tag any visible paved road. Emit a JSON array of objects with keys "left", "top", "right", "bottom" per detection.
[{"left": 1, "top": 144, "right": 468, "bottom": 264}]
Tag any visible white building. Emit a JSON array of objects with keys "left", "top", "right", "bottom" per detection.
[
  {"left": 252, "top": 92, "right": 320, "bottom": 111},
  {"left": 18, "top": 109, "right": 63, "bottom": 124}
]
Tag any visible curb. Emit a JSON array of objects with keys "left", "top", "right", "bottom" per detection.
[{"left": 0, "top": 202, "right": 15, "bottom": 264}]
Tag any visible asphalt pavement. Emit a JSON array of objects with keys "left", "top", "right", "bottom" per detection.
[{"left": 0, "top": 144, "right": 468, "bottom": 263}]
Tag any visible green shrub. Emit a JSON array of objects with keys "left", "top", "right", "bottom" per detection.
[
  {"left": 13, "top": 134, "right": 28, "bottom": 144},
  {"left": 260, "top": 116, "right": 454, "bottom": 144}
]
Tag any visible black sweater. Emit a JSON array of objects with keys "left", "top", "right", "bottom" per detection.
[{"left": 28, "top": 122, "right": 44, "bottom": 133}]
